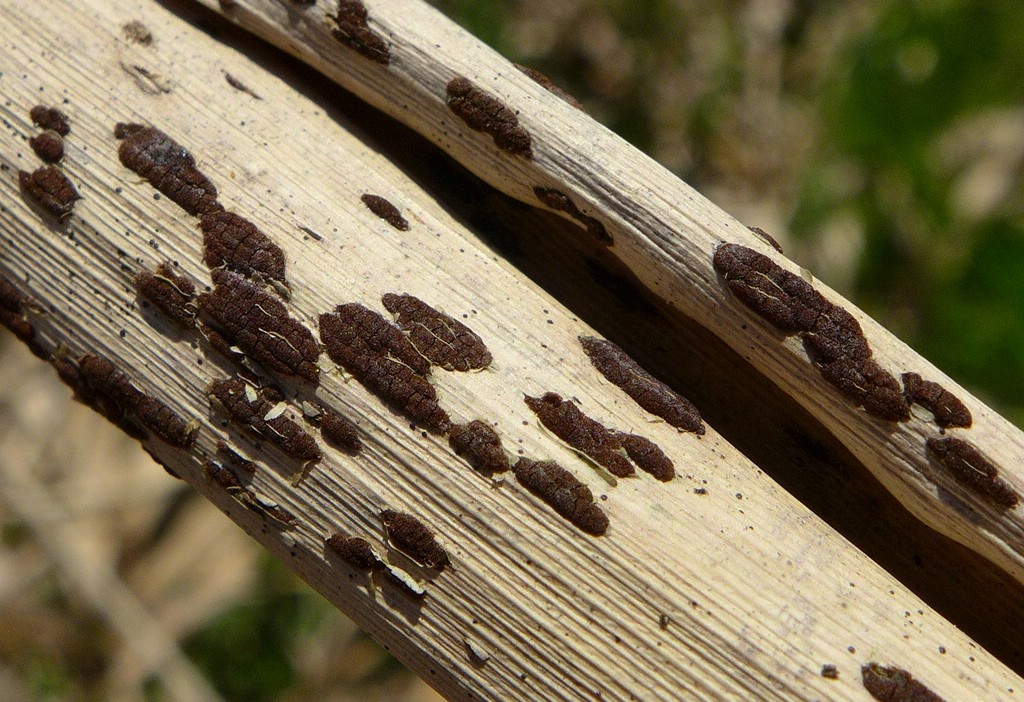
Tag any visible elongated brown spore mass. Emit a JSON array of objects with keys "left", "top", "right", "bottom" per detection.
[
  {"left": 199, "top": 210, "right": 287, "bottom": 288},
  {"left": 926, "top": 437, "right": 1018, "bottom": 509},
  {"left": 208, "top": 379, "right": 322, "bottom": 462},
  {"left": 713, "top": 243, "right": 827, "bottom": 333},
  {"left": 381, "top": 509, "right": 449, "bottom": 570},
  {"left": 525, "top": 392, "right": 634, "bottom": 477},
  {"left": 713, "top": 243, "right": 910, "bottom": 422},
  {"left": 30, "top": 105, "right": 70, "bottom": 136},
  {"left": 318, "top": 409, "right": 362, "bottom": 453},
  {"left": 447, "top": 76, "right": 533, "bottom": 158},
  {"left": 19, "top": 166, "right": 79, "bottom": 219},
  {"left": 579, "top": 336, "right": 705, "bottom": 434},
  {"left": 216, "top": 441, "right": 257, "bottom": 477},
  {"left": 0, "top": 275, "right": 34, "bottom": 343},
  {"left": 322, "top": 302, "right": 429, "bottom": 374},
  {"left": 747, "top": 226, "right": 784, "bottom": 253},
  {"left": 513, "top": 458, "right": 608, "bottom": 535},
  {"left": 29, "top": 131, "right": 64, "bottom": 163},
  {"left": 449, "top": 420, "right": 509, "bottom": 474},
  {"left": 361, "top": 194, "right": 409, "bottom": 231},
  {"left": 115, "top": 123, "right": 222, "bottom": 217},
  {"left": 77, "top": 354, "right": 196, "bottom": 446},
  {"left": 205, "top": 459, "right": 245, "bottom": 492},
  {"left": 199, "top": 270, "right": 320, "bottom": 383},
  {"left": 902, "top": 373, "right": 971, "bottom": 430},
  {"left": 533, "top": 187, "right": 611, "bottom": 245},
  {"left": 616, "top": 432, "right": 674, "bottom": 482},
  {"left": 382, "top": 292, "right": 492, "bottom": 371},
  {"left": 135, "top": 263, "right": 197, "bottom": 328},
  {"left": 861, "top": 663, "right": 944, "bottom": 702},
  {"left": 325, "top": 533, "right": 383, "bottom": 571},
  {"left": 515, "top": 64, "right": 584, "bottom": 110},
  {"left": 319, "top": 304, "right": 451, "bottom": 433},
  {"left": 333, "top": 0, "right": 390, "bottom": 64}
]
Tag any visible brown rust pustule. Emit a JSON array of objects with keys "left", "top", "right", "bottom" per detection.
[
  {"left": 449, "top": 420, "right": 509, "bottom": 474},
  {"left": 198, "top": 270, "right": 320, "bottom": 383},
  {"left": 382, "top": 293, "right": 492, "bottom": 371},
  {"left": 533, "top": 187, "right": 611, "bottom": 245},
  {"left": 515, "top": 64, "right": 584, "bottom": 110},
  {"left": 19, "top": 166, "right": 79, "bottom": 219},
  {"left": 30, "top": 105, "right": 70, "bottom": 136},
  {"left": 114, "top": 123, "right": 223, "bottom": 217},
  {"left": 29, "top": 130, "right": 65, "bottom": 163},
  {"left": 0, "top": 275, "right": 35, "bottom": 344},
  {"left": 579, "top": 336, "right": 705, "bottom": 435},
  {"left": 318, "top": 409, "right": 362, "bottom": 453},
  {"left": 134, "top": 263, "right": 197, "bottom": 328},
  {"left": 861, "top": 663, "right": 944, "bottom": 702},
  {"left": 207, "top": 378, "right": 322, "bottom": 462},
  {"left": 616, "top": 432, "right": 674, "bottom": 482},
  {"left": 200, "top": 211, "right": 287, "bottom": 289},
  {"left": 513, "top": 457, "right": 608, "bottom": 536},
  {"left": 319, "top": 304, "right": 451, "bottom": 433},
  {"left": 713, "top": 243, "right": 909, "bottom": 422},
  {"left": 380, "top": 509, "right": 450, "bottom": 570},
  {"left": 446, "top": 76, "right": 533, "bottom": 158},
  {"left": 332, "top": 0, "right": 390, "bottom": 64},
  {"left": 926, "top": 437, "right": 1018, "bottom": 509},
  {"left": 902, "top": 373, "right": 972, "bottom": 430},
  {"left": 525, "top": 392, "right": 634, "bottom": 477},
  {"left": 361, "top": 194, "right": 409, "bottom": 231},
  {"left": 325, "top": 533, "right": 383, "bottom": 571},
  {"left": 76, "top": 354, "right": 196, "bottom": 447}
]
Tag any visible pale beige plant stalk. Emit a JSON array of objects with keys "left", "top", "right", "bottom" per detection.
[{"left": 0, "top": 1, "right": 1021, "bottom": 701}]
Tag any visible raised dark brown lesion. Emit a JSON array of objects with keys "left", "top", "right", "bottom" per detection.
[{"left": 446, "top": 76, "right": 533, "bottom": 159}]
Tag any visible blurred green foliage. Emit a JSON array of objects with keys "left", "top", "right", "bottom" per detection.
[{"left": 183, "top": 556, "right": 329, "bottom": 702}]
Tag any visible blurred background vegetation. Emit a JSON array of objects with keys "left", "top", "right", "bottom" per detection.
[{"left": 1, "top": 0, "right": 1022, "bottom": 700}]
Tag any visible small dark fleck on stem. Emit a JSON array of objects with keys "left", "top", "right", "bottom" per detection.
[
  {"left": 30, "top": 105, "right": 70, "bottom": 136},
  {"left": 19, "top": 166, "right": 79, "bottom": 219},
  {"left": 513, "top": 457, "right": 608, "bottom": 535},
  {"left": 224, "top": 73, "right": 262, "bottom": 99},
  {"left": 382, "top": 292, "right": 492, "bottom": 371},
  {"left": 902, "top": 373, "right": 971, "bottom": 430},
  {"left": 361, "top": 194, "right": 409, "bottom": 231},
  {"left": 820, "top": 664, "right": 839, "bottom": 680},
  {"left": 861, "top": 663, "right": 944, "bottom": 702},
  {"left": 380, "top": 509, "right": 450, "bottom": 570},
  {"left": 579, "top": 336, "right": 704, "bottom": 434},
  {"left": 926, "top": 437, "right": 1018, "bottom": 509},
  {"left": 122, "top": 20, "right": 154, "bottom": 45},
  {"left": 447, "top": 76, "right": 533, "bottom": 159}
]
